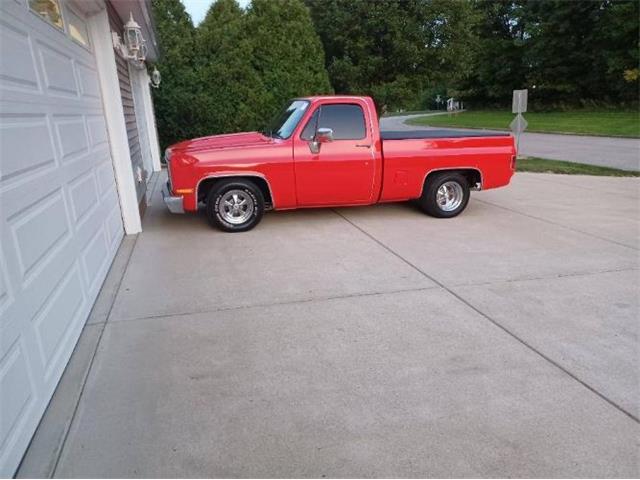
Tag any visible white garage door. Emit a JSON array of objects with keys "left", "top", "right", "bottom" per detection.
[{"left": 0, "top": 0, "right": 123, "bottom": 475}]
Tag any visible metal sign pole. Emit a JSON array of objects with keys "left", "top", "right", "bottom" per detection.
[{"left": 510, "top": 89, "right": 528, "bottom": 156}]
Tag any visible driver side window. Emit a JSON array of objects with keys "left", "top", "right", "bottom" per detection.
[{"left": 300, "top": 104, "right": 366, "bottom": 141}]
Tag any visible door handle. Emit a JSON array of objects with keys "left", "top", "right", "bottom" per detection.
[{"left": 355, "top": 144, "right": 371, "bottom": 148}]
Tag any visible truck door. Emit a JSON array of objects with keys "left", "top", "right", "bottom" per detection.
[{"left": 293, "top": 102, "right": 375, "bottom": 206}]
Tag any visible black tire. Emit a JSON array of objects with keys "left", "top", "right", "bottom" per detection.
[
  {"left": 206, "top": 179, "right": 265, "bottom": 232},
  {"left": 418, "top": 172, "right": 470, "bottom": 218}
]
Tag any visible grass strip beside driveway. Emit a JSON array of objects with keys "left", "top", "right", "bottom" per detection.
[
  {"left": 407, "top": 110, "right": 640, "bottom": 138},
  {"left": 517, "top": 157, "right": 640, "bottom": 177}
]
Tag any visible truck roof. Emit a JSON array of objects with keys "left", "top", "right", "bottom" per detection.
[{"left": 299, "top": 95, "right": 373, "bottom": 102}]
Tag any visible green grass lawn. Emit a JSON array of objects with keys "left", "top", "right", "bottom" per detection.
[
  {"left": 517, "top": 157, "right": 639, "bottom": 177},
  {"left": 407, "top": 110, "right": 640, "bottom": 137}
]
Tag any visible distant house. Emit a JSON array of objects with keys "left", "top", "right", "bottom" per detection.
[
  {"left": 447, "top": 97, "right": 463, "bottom": 112},
  {"left": 0, "top": 0, "right": 161, "bottom": 474}
]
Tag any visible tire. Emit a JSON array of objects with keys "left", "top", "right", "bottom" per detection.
[
  {"left": 418, "top": 172, "right": 470, "bottom": 218},
  {"left": 206, "top": 179, "right": 265, "bottom": 232}
]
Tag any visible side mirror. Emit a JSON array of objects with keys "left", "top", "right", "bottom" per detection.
[
  {"left": 309, "top": 127, "right": 333, "bottom": 154},
  {"left": 315, "top": 127, "right": 334, "bottom": 143}
]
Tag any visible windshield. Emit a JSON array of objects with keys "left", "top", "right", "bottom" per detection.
[{"left": 263, "top": 100, "right": 309, "bottom": 139}]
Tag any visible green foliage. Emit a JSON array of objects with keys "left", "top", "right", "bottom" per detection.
[
  {"left": 151, "top": 0, "right": 331, "bottom": 149},
  {"left": 459, "top": 0, "right": 640, "bottom": 108},
  {"left": 305, "top": 0, "right": 479, "bottom": 111},
  {"left": 246, "top": 0, "right": 333, "bottom": 122},
  {"left": 196, "top": 0, "right": 264, "bottom": 134},
  {"left": 150, "top": 0, "right": 200, "bottom": 149}
]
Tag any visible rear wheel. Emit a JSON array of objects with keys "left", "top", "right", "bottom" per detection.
[
  {"left": 206, "top": 179, "right": 264, "bottom": 232},
  {"left": 418, "top": 172, "right": 470, "bottom": 218}
]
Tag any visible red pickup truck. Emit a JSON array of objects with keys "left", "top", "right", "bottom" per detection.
[{"left": 163, "top": 96, "right": 516, "bottom": 232}]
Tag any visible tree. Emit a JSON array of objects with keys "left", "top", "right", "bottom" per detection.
[
  {"left": 151, "top": 0, "right": 201, "bottom": 149},
  {"left": 245, "top": 0, "right": 333, "bottom": 123},
  {"left": 460, "top": 0, "right": 640, "bottom": 108},
  {"left": 305, "top": 0, "right": 479, "bottom": 111},
  {"left": 524, "top": 0, "right": 610, "bottom": 105},
  {"left": 196, "top": 0, "right": 265, "bottom": 134},
  {"left": 152, "top": 0, "right": 331, "bottom": 143},
  {"left": 597, "top": 0, "right": 639, "bottom": 103},
  {"left": 457, "top": 0, "right": 529, "bottom": 106}
]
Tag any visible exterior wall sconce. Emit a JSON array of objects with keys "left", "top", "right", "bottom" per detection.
[
  {"left": 150, "top": 66, "right": 161, "bottom": 88},
  {"left": 112, "top": 12, "right": 147, "bottom": 66}
]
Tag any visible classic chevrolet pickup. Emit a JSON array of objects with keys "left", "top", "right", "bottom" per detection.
[{"left": 163, "top": 96, "right": 516, "bottom": 232}]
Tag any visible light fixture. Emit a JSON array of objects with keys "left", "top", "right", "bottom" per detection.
[
  {"left": 124, "top": 12, "right": 145, "bottom": 59},
  {"left": 112, "top": 12, "right": 147, "bottom": 65},
  {"left": 150, "top": 66, "right": 161, "bottom": 88}
]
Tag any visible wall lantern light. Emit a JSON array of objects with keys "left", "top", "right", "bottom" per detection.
[
  {"left": 112, "top": 12, "right": 147, "bottom": 66},
  {"left": 150, "top": 66, "right": 161, "bottom": 88},
  {"left": 124, "top": 12, "right": 145, "bottom": 59}
]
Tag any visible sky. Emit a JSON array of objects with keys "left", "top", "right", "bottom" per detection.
[{"left": 180, "top": 0, "right": 251, "bottom": 25}]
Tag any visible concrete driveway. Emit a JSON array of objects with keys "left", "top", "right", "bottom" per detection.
[
  {"left": 382, "top": 114, "right": 640, "bottom": 171},
  {"left": 19, "top": 171, "right": 639, "bottom": 478}
]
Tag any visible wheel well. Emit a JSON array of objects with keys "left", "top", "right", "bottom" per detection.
[
  {"left": 423, "top": 169, "right": 482, "bottom": 193},
  {"left": 198, "top": 176, "right": 274, "bottom": 208}
]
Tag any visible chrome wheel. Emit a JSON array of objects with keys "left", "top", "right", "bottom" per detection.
[
  {"left": 436, "top": 181, "right": 464, "bottom": 212},
  {"left": 218, "top": 189, "right": 255, "bottom": 225}
]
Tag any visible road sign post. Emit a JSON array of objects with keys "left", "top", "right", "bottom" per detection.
[{"left": 511, "top": 89, "right": 528, "bottom": 154}]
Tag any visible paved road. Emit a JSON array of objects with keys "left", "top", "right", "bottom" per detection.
[
  {"left": 382, "top": 113, "right": 640, "bottom": 171},
  {"left": 19, "top": 171, "right": 639, "bottom": 478}
]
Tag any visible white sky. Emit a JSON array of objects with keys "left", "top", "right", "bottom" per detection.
[{"left": 180, "top": 0, "right": 252, "bottom": 26}]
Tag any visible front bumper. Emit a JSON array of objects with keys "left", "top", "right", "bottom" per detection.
[{"left": 162, "top": 182, "right": 185, "bottom": 214}]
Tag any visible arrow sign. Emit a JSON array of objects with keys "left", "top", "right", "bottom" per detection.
[
  {"left": 510, "top": 113, "right": 528, "bottom": 154},
  {"left": 510, "top": 113, "right": 528, "bottom": 134}
]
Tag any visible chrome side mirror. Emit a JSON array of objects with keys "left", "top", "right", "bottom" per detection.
[
  {"left": 316, "top": 127, "right": 334, "bottom": 143},
  {"left": 309, "top": 127, "right": 333, "bottom": 154}
]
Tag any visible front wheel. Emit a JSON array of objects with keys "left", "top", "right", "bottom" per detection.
[
  {"left": 206, "top": 179, "right": 264, "bottom": 232},
  {"left": 418, "top": 172, "right": 470, "bottom": 218}
]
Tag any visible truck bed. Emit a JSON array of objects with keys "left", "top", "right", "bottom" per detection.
[
  {"left": 378, "top": 129, "right": 516, "bottom": 202},
  {"left": 381, "top": 129, "right": 511, "bottom": 140}
]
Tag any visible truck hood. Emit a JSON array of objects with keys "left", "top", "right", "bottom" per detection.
[{"left": 169, "top": 132, "right": 273, "bottom": 154}]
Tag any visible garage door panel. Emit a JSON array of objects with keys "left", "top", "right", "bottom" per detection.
[
  {"left": 96, "top": 157, "right": 116, "bottom": 196},
  {"left": 76, "top": 62, "right": 101, "bottom": 99},
  {"left": 0, "top": 1, "right": 124, "bottom": 474},
  {"left": 54, "top": 115, "right": 89, "bottom": 162},
  {"left": 32, "top": 263, "right": 84, "bottom": 379},
  {"left": 86, "top": 114, "right": 108, "bottom": 146},
  {"left": 81, "top": 227, "right": 109, "bottom": 293},
  {"left": 0, "top": 340, "right": 36, "bottom": 452},
  {"left": 9, "top": 189, "right": 71, "bottom": 284},
  {"left": 0, "top": 20, "right": 39, "bottom": 92},
  {"left": 68, "top": 169, "right": 99, "bottom": 225},
  {"left": 0, "top": 258, "right": 9, "bottom": 315},
  {"left": 0, "top": 114, "right": 56, "bottom": 184},
  {"left": 106, "top": 203, "right": 123, "bottom": 249},
  {"left": 37, "top": 42, "right": 79, "bottom": 97}
]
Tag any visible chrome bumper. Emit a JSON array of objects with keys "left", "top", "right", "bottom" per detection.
[{"left": 162, "top": 182, "right": 185, "bottom": 214}]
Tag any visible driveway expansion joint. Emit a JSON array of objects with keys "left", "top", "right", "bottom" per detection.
[
  {"left": 332, "top": 208, "right": 640, "bottom": 424},
  {"left": 452, "top": 266, "right": 639, "bottom": 289},
  {"left": 105, "top": 284, "right": 443, "bottom": 325},
  {"left": 476, "top": 198, "right": 639, "bottom": 251}
]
